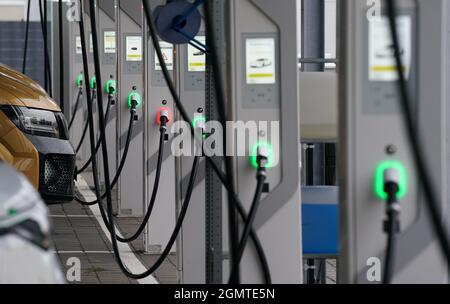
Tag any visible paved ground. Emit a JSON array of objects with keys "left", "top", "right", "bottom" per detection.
[
  {"left": 48, "top": 174, "right": 336, "bottom": 284},
  {"left": 48, "top": 178, "right": 178, "bottom": 284}
]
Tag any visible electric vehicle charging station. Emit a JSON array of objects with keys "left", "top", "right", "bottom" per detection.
[
  {"left": 339, "top": 0, "right": 449, "bottom": 283},
  {"left": 142, "top": 0, "right": 177, "bottom": 253},
  {"left": 173, "top": 0, "right": 302, "bottom": 284},
  {"left": 224, "top": 0, "right": 302, "bottom": 284},
  {"left": 176, "top": 16, "right": 207, "bottom": 284},
  {"left": 66, "top": 1, "right": 87, "bottom": 161},
  {"left": 117, "top": 0, "right": 145, "bottom": 216},
  {"left": 97, "top": 0, "right": 118, "bottom": 186},
  {"left": 78, "top": 0, "right": 97, "bottom": 166}
]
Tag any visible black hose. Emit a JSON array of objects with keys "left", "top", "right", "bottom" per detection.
[
  {"left": 59, "top": 0, "right": 64, "bottom": 113},
  {"left": 228, "top": 167, "right": 266, "bottom": 283},
  {"left": 22, "top": 0, "right": 31, "bottom": 74},
  {"left": 38, "top": 0, "right": 52, "bottom": 96},
  {"left": 68, "top": 88, "right": 83, "bottom": 130},
  {"left": 383, "top": 182, "right": 399, "bottom": 285},
  {"left": 142, "top": 0, "right": 271, "bottom": 284},
  {"left": 113, "top": 120, "right": 167, "bottom": 243},
  {"left": 75, "top": 105, "right": 135, "bottom": 206},
  {"left": 76, "top": 94, "right": 114, "bottom": 175},
  {"left": 75, "top": 90, "right": 96, "bottom": 153},
  {"left": 387, "top": 0, "right": 450, "bottom": 264}
]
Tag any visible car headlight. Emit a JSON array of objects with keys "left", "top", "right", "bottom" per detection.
[{"left": 1, "top": 106, "right": 68, "bottom": 140}]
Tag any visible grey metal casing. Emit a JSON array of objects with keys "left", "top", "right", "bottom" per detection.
[
  {"left": 63, "top": 2, "right": 90, "bottom": 163},
  {"left": 117, "top": 0, "right": 145, "bottom": 216},
  {"left": 226, "top": 0, "right": 302, "bottom": 284},
  {"left": 80, "top": 0, "right": 97, "bottom": 165},
  {"left": 339, "top": 0, "right": 448, "bottom": 283},
  {"left": 143, "top": 0, "right": 177, "bottom": 254},
  {"left": 177, "top": 26, "right": 207, "bottom": 283},
  {"left": 97, "top": 0, "right": 118, "bottom": 185}
]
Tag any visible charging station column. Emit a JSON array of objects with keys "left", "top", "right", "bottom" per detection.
[
  {"left": 79, "top": 0, "right": 97, "bottom": 165},
  {"left": 225, "top": 0, "right": 302, "bottom": 283},
  {"left": 177, "top": 24, "right": 207, "bottom": 285},
  {"left": 97, "top": 0, "right": 118, "bottom": 186},
  {"left": 142, "top": 0, "right": 177, "bottom": 254},
  {"left": 339, "top": 0, "right": 448, "bottom": 283},
  {"left": 117, "top": 0, "right": 145, "bottom": 216},
  {"left": 67, "top": 1, "right": 86, "bottom": 153}
]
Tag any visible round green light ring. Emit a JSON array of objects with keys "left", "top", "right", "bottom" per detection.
[
  {"left": 192, "top": 115, "right": 207, "bottom": 139},
  {"left": 76, "top": 74, "right": 83, "bottom": 87},
  {"left": 127, "top": 92, "right": 142, "bottom": 109},
  {"left": 90, "top": 76, "right": 97, "bottom": 90},
  {"left": 374, "top": 160, "right": 408, "bottom": 200},
  {"left": 105, "top": 79, "right": 116, "bottom": 95},
  {"left": 191, "top": 115, "right": 206, "bottom": 129},
  {"left": 249, "top": 141, "right": 274, "bottom": 169}
]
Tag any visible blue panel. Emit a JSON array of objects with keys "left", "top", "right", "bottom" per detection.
[{"left": 302, "top": 204, "right": 339, "bottom": 255}]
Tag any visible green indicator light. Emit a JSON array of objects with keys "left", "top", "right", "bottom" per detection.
[
  {"left": 374, "top": 160, "right": 408, "bottom": 200},
  {"left": 105, "top": 79, "right": 116, "bottom": 95},
  {"left": 90, "top": 76, "right": 97, "bottom": 90},
  {"left": 127, "top": 92, "right": 142, "bottom": 109},
  {"left": 249, "top": 141, "right": 274, "bottom": 169},
  {"left": 192, "top": 115, "right": 206, "bottom": 139},
  {"left": 192, "top": 115, "right": 206, "bottom": 129},
  {"left": 7, "top": 208, "right": 17, "bottom": 217},
  {"left": 76, "top": 74, "right": 83, "bottom": 87}
]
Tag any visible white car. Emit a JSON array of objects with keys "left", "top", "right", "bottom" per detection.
[
  {"left": 0, "top": 162, "right": 64, "bottom": 284},
  {"left": 250, "top": 58, "right": 272, "bottom": 68}
]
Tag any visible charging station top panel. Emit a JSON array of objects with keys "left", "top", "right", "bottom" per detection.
[
  {"left": 99, "top": 0, "right": 116, "bottom": 21},
  {"left": 119, "top": 0, "right": 143, "bottom": 27}
]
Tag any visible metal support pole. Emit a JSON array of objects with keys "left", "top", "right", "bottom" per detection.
[
  {"left": 302, "top": 0, "right": 327, "bottom": 284},
  {"left": 205, "top": 0, "right": 224, "bottom": 284},
  {"left": 302, "top": 0, "right": 325, "bottom": 72}
]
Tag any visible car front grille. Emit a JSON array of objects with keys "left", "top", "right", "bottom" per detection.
[{"left": 40, "top": 154, "right": 75, "bottom": 201}]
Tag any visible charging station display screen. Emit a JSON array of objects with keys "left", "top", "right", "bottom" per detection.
[
  {"left": 155, "top": 42, "right": 174, "bottom": 71},
  {"left": 126, "top": 36, "right": 143, "bottom": 62},
  {"left": 187, "top": 36, "right": 206, "bottom": 72},
  {"left": 104, "top": 31, "right": 116, "bottom": 54},
  {"left": 245, "top": 38, "right": 276, "bottom": 85},
  {"left": 369, "top": 16, "right": 412, "bottom": 82}
]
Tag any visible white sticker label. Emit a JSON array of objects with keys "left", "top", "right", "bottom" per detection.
[
  {"left": 246, "top": 38, "right": 276, "bottom": 84},
  {"left": 126, "top": 36, "right": 143, "bottom": 62},
  {"left": 89, "top": 34, "right": 93, "bottom": 54},
  {"left": 75, "top": 35, "right": 82, "bottom": 54},
  {"left": 187, "top": 36, "right": 206, "bottom": 72},
  {"left": 369, "top": 16, "right": 412, "bottom": 82},
  {"left": 104, "top": 31, "right": 116, "bottom": 54},
  {"left": 155, "top": 41, "right": 174, "bottom": 71}
]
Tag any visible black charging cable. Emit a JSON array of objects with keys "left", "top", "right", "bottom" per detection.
[
  {"left": 82, "top": 2, "right": 202, "bottom": 276},
  {"left": 76, "top": 92, "right": 114, "bottom": 175},
  {"left": 22, "top": 0, "right": 31, "bottom": 74},
  {"left": 68, "top": 86, "right": 83, "bottom": 130},
  {"left": 228, "top": 147, "right": 268, "bottom": 283},
  {"left": 58, "top": 0, "right": 64, "bottom": 113},
  {"left": 75, "top": 89, "right": 97, "bottom": 153},
  {"left": 75, "top": 108, "right": 170, "bottom": 244},
  {"left": 382, "top": 168, "right": 401, "bottom": 284},
  {"left": 387, "top": 0, "right": 450, "bottom": 265},
  {"left": 75, "top": 100, "right": 137, "bottom": 205}
]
